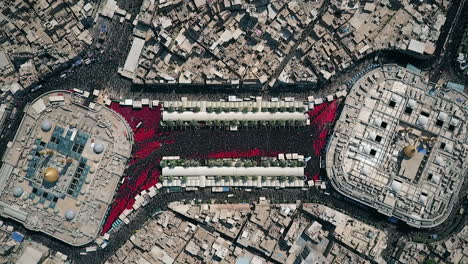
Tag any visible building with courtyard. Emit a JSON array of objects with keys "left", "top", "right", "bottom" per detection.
[
  {"left": 0, "top": 91, "right": 133, "bottom": 246},
  {"left": 325, "top": 64, "right": 468, "bottom": 228}
]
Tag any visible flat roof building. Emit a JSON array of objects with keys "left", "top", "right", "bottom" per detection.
[
  {"left": 119, "top": 37, "right": 146, "bottom": 79},
  {"left": 325, "top": 65, "right": 467, "bottom": 228},
  {"left": 407, "top": 39, "right": 426, "bottom": 54},
  {"left": 123, "top": 37, "right": 145, "bottom": 74}
]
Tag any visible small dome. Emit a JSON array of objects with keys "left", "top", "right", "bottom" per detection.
[
  {"left": 41, "top": 120, "right": 52, "bottom": 132},
  {"left": 362, "top": 166, "right": 371, "bottom": 176},
  {"left": 43, "top": 167, "right": 59, "bottom": 183},
  {"left": 419, "top": 194, "right": 428, "bottom": 204},
  {"left": 407, "top": 99, "right": 417, "bottom": 108},
  {"left": 391, "top": 94, "right": 401, "bottom": 103},
  {"left": 391, "top": 180, "right": 402, "bottom": 193},
  {"left": 93, "top": 143, "right": 104, "bottom": 154},
  {"left": 13, "top": 186, "right": 23, "bottom": 197},
  {"left": 443, "top": 143, "right": 453, "bottom": 153},
  {"left": 431, "top": 175, "right": 440, "bottom": 184},
  {"left": 65, "top": 209, "right": 75, "bottom": 221},
  {"left": 434, "top": 156, "right": 444, "bottom": 166},
  {"left": 437, "top": 112, "right": 448, "bottom": 121},
  {"left": 403, "top": 145, "right": 416, "bottom": 158},
  {"left": 363, "top": 145, "right": 371, "bottom": 155},
  {"left": 374, "top": 119, "right": 382, "bottom": 127},
  {"left": 450, "top": 118, "right": 459, "bottom": 126},
  {"left": 417, "top": 116, "right": 428, "bottom": 127}
]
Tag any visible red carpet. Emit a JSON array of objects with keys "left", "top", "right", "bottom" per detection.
[
  {"left": 307, "top": 100, "right": 341, "bottom": 179},
  {"left": 102, "top": 103, "right": 163, "bottom": 233},
  {"left": 102, "top": 99, "right": 341, "bottom": 234}
]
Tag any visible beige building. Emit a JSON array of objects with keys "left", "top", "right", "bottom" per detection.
[
  {"left": 325, "top": 64, "right": 468, "bottom": 228},
  {"left": 0, "top": 91, "right": 133, "bottom": 246}
]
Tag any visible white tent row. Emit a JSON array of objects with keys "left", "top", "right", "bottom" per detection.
[
  {"left": 162, "top": 176, "right": 305, "bottom": 188},
  {"left": 162, "top": 166, "right": 304, "bottom": 177},
  {"left": 163, "top": 111, "right": 308, "bottom": 121},
  {"left": 161, "top": 100, "right": 305, "bottom": 109}
]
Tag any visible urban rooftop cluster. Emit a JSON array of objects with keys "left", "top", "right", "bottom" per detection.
[
  {"left": 393, "top": 226, "right": 468, "bottom": 264},
  {"left": 0, "top": 221, "right": 69, "bottom": 264},
  {"left": 302, "top": 0, "right": 448, "bottom": 80},
  {"left": 118, "top": 0, "right": 449, "bottom": 87},
  {"left": 106, "top": 199, "right": 389, "bottom": 264},
  {"left": 0, "top": 0, "right": 96, "bottom": 88}
]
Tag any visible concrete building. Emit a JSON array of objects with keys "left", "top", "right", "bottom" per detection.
[
  {"left": 407, "top": 39, "right": 427, "bottom": 54},
  {"left": 0, "top": 91, "right": 133, "bottom": 246},
  {"left": 325, "top": 64, "right": 468, "bottom": 228}
]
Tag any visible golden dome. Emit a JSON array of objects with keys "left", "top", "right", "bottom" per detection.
[
  {"left": 403, "top": 145, "right": 416, "bottom": 158},
  {"left": 43, "top": 167, "right": 59, "bottom": 183}
]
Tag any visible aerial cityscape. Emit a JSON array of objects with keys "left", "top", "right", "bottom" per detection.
[{"left": 0, "top": 0, "right": 466, "bottom": 263}]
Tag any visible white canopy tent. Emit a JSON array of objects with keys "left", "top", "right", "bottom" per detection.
[
  {"left": 163, "top": 111, "right": 308, "bottom": 121},
  {"left": 162, "top": 166, "right": 304, "bottom": 177}
]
